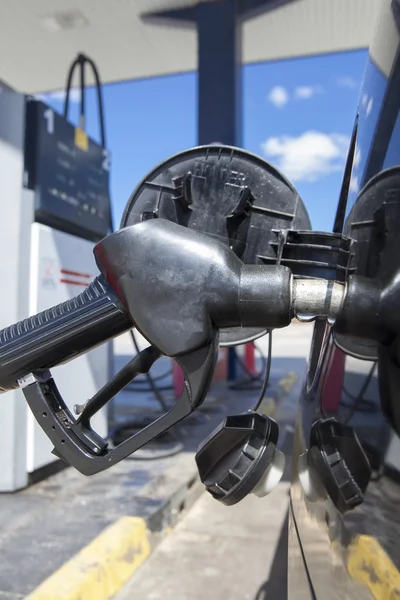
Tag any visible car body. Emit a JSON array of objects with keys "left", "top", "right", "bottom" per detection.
[{"left": 289, "top": 1, "right": 400, "bottom": 598}]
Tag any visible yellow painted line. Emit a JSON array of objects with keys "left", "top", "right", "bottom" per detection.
[
  {"left": 259, "top": 396, "right": 276, "bottom": 417},
  {"left": 27, "top": 516, "right": 150, "bottom": 600},
  {"left": 278, "top": 371, "right": 298, "bottom": 395},
  {"left": 347, "top": 534, "right": 400, "bottom": 600},
  {"left": 258, "top": 370, "right": 298, "bottom": 417}
]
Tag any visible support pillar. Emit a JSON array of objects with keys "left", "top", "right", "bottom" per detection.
[{"left": 197, "top": 0, "right": 242, "bottom": 147}]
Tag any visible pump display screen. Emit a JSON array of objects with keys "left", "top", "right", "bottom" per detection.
[{"left": 24, "top": 99, "right": 111, "bottom": 241}]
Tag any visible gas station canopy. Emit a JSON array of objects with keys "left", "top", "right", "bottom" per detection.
[{"left": 0, "top": 0, "right": 382, "bottom": 93}]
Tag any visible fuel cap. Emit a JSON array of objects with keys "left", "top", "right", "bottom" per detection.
[
  {"left": 195, "top": 412, "right": 285, "bottom": 506},
  {"left": 121, "top": 144, "right": 311, "bottom": 346},
  {"left": 307, "top": 418, "right": 371, "bottom": 513}
]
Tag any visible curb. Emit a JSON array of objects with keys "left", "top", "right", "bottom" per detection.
[
  {"left": 26, "top": 517, "right": 150, "bottom": 600},
  {"left": 26, "top": 473, "right": 203, "bottom": 600}
]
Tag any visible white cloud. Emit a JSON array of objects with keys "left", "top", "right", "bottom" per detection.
[
  {"left": 353, "top": 144, "right": 361, "bottom": 168},
  {"left": 349, "top": 144, "right": 361, "bottom": 194},
  {"left": 267, "top": 83, "right": 324, "bottom": 107},
  {"left": 359, "top": 93, "right": 373, "bottom": 117},
  {"left": 261, "top": 130, "right": 350, "bottom": 182},
  {"left": 349, "top": 174, "right": 359, "bottom": 193},
  {"left": 52, "top": 89, "right": 81, "bottom": 102},
  {"left": 35, "top": 88, "right": 81, "bottom": 104},
  {"left": 294, "top": 85, "right": 324, "bottom": 100},
  {"left": 336, "top": 76, "right": 359, "bottom": 90},
  {"left": 267, "top": 86, "right": 289, "bottom": 108}
]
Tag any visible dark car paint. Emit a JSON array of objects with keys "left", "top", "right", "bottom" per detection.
[{"left": 290, "top": 1, "right": 400, "bottom": 598}]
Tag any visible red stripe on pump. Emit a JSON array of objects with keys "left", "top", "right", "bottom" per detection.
[
  {"left": 60, "top": 269, "right": 91, "bottom": 278},
  {"left": 60, "top": 279, "right": 89, "bottom": 287}
]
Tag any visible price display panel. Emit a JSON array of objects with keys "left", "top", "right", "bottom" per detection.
[{"left": 24, "top": 99, "right": 111, "bottom": 241}]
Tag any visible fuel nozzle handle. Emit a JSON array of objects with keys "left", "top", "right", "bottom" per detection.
[{"left": 0, "top": 276, "right": 132, "bottom": 393}]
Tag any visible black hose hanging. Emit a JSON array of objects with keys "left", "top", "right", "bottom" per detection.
[{"left": 63, "top": 53, "right": 106, "bottom": 147}]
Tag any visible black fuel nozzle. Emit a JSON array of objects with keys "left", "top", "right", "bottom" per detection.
[
  {"left": 94, "top": 219, "right": 293, "bottom": 358},
  {"left": 0, "top": 220, "right": 290, "bottom": 394},
  {"left": 6, "top": 219, "right": 295, "bottom": 475},
  {"left": 0, "top": 218, "right": 347, "bottom": 475},
  {"left": 0, "top": 219, "right": 346, "bottom": 395}
]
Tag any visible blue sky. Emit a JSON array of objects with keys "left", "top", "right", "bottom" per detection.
[{"left": 41, "top": 49, "right": 367, "bottom": 231}]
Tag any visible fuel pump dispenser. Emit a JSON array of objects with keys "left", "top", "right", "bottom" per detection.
[{"left": 0, "top": 57, "right": 112, "bottom": 490}]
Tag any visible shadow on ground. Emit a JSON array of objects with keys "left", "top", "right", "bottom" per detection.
[
  {"left": 111, "top": 353, "right": 308, "bottom": 454},
  {"left": 254, "top": 512, "right": 289, "bottom": 600}
]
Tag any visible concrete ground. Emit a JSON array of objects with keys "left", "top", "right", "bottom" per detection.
[
  {"left": 116, "top": 484, "right": 290, "bottom": 600},
  {"left": 115, "top": 323, "right": 313, "bottom": 600},
  {"left": 0, "top": 369, "right": 259, "bottom": 599},
  {"left": 0, "top": 322, "right": 313, "bottom": 599}
]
